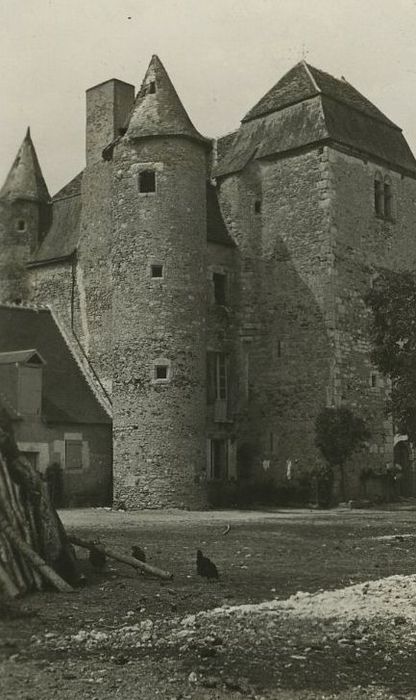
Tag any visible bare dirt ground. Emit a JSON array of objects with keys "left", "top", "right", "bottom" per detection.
[{"left": 2, "top": 507, "right": 416, "bottom": 699}]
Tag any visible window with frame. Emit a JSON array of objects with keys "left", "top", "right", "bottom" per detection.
[
  {"left": 384, "top": 176, "right": 393, "bottom": 220},
  {"left": 65, "top": 440, "right": 83, "bottom": 470},
  {"left": 207, "top": 352, "right": 228, "bottom": 404},
  {"left": 209, "top": 439, "right": 228, "bottom": 480},
  {"left": 21, "top": 451, "right": 39, "bottom": 470},
  {"left": 138, "top": 170, "right": 156, "bottom": 193},
  {"left": 374, "top": 173, "right": 394, "bottom": 220},
  {"left": 374, "top": 173, "right": 384, "bottom": 217},
  {"left": 151, "top": 263, "right": 164, "bottom": 278}
]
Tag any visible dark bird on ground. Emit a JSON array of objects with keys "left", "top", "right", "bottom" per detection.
[
  {"left": 131, "top": 545, "right": 146, "bottom": 562},
  {"left": 89, "top": 545, "right": 106, "bottom": 570},
  {"left": 196, "top": 549, "right": 219, "bottom": 579}
]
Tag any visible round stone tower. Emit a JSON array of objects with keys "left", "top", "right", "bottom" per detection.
[
  {"left": 111, "top": 55, "right": 210, "bottom": 508},
  {"left": 0, "top": 128, "right": 50, "bottom": 302}
]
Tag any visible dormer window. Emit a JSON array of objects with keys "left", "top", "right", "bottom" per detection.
[
  {"left": 16, "top": 219, "right": 27, "bottom": 232},
  {"left": 138, "top": 170, "right": 156, "bottom": 193}
]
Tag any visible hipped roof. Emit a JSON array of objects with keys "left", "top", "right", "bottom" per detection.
[{"left": 216, "top": 62, "right": 416, "bottom": 177}]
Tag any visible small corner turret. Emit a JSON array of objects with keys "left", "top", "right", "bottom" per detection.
[
  {"left": 126, "top": 54, "right": 210, "bottom": 146},
  {"left": 0, "top": 128, "right": 50, "bottom": 203},
  {"left": 0, "top": 129, "right": 51, "bottom": 302}
]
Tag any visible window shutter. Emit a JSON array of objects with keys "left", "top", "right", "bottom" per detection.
[
  {"left": 206, "top": 439, "right": 212, "bottom": 479},
  {"left": 206, "top": 353, "right": 216, "bottom": 404},
  {"left": 227, "top": 439, "right": 237, "bottom": 480}
]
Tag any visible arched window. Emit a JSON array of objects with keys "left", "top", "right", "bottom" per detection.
[
  {"left": 384, "top": 176, "right": 393, "bottom": 220},
  {"left": 374, "top": 172, "right": 384, "bottom": 217}
]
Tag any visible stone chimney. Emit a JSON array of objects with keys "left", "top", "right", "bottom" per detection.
[{"left": 86, "top": 79, "right": 135, "bottom": 166}]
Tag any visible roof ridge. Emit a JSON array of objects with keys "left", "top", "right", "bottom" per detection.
[
  {"left": 46, "top": 306, "right": 112, "bottom": 419},
  {"left": 306, "top": 63, "right": 398, "bottom": 130},
  {"left": 302, "top": 61, "right": 321, "bottom": 93},
  {"left": 0, "top": 302, "right": 50, "bottom": 311}
]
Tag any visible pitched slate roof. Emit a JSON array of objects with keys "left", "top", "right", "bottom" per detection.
[
  {"left": 0, "top": 305, "right": 111, "bottom": 424},
  {"left": 29, "top": 171, "right": 83, "bottom": 265},
  {"left": 206, "top": 184, "right": 235, "bottom": 247},
  {"left": 216, "top": 62, "right": 416, "bottom": 178},
  {"left": 243, "top": 61, "right": 396, "bottom": 127},
  {"left": 126, "top": 55, "right": 210, "bottom": 146},
  {"left": 0, "top": 128, "right": 50, "bottom": 202}
]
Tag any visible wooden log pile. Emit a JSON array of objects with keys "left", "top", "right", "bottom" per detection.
[
  {"left": 0, "top": 409, "right": 173, "bottom": 599},
  {"left": 0, "top": 410, "right": 76, "bottom": 598}
]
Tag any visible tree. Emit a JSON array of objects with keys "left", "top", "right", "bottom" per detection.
[
  {"left": 315, "top": 407, "right": 370, "bottom": 501},
  {"left": 366, "top": 270, "right": 416, "bottom": 443}
]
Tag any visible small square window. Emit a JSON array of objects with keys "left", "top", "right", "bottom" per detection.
[
  {"left": 213, "top": 272, "right": 227, "bottom": 305},
  {"left": 151, "top": 264, "right": 164, "bottom": 278},
  {"left": 16, "top": 219, "right": 27, "bottom": 232},
  {"left": 156, "top": 365, "right": 167, "bottom": 380},
  {"left": 139, "top": 170, "right": 156, "bottom": 193},
  {"left": 152, "top": 360, "right": 171, "bottom": 383}
]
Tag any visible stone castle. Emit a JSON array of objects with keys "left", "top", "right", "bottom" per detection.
[{"left": 1, "top": 55, "right": 416, "bottom": 508}]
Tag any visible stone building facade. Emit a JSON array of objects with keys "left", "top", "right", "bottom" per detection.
[{"left": 1, "top": 56, "right": 416, "bottom": 507}]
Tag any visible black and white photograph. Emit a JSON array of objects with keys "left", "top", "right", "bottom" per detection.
[{"left": 1, "top": 1, "right": 416, "bottom": 698}]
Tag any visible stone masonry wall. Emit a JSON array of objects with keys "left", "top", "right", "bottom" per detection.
[
  {"left": 111, "top": 136, "right": 208, "bottom": 508},
  {"left": 0, "top": 200, "right": 38, "bottom": 302},
  {"left": 75, "top": 160, "right": 113, "bottom": 393},
  {"left": 328, "top": 147, "right": 416, "bottom": 497},
  {"left": 206, "top": 242, "right": 238, "bottom": 455},
  {"left": 29, "top": 260, "right": 73, "bottom": 328},
  {"left": 218, "top": 148, "right": 335, "bottom": 486}
]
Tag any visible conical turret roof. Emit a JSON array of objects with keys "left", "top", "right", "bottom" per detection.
[
  {"left": 126, "top": 55, "right": 209, "bottom": 145},
  {"left": 0, "top": 128, "right": 50, "bottom": 202}
]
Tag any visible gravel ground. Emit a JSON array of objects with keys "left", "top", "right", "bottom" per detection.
[{"left": 2, "top": 507, "right": 416, "bottom": 699}]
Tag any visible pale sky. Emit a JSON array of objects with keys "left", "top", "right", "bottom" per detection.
[{"left": 2, "top": 0, "right": 416, "bottom": 195}]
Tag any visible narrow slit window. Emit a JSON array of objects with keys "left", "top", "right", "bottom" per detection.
[
  {"left": 148, "top": 80, "right": 156, "bottom": 94},
  {"left": 151, "top": 264, "right": 163, "bottom": 278},
  {"left": 370, "top": 372, "right": 378, "bottom": 388},
  {"left": 254, "top": 199, "right": 262, "bottom": 214},
  {"left": 374, "top": 178, "right": 384, "bottom": 217},
  {"left": 213, "top": 272, "right": 226, "bottom": 305},
  {"left": 138, "top": 170, "right": 156, "bottom": 193},
  {"left": 16, "top": 219, "right": 26, "bottom": 232},
  {"left": 384, "top": 178, "right": 393, "bottom": 219}
]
